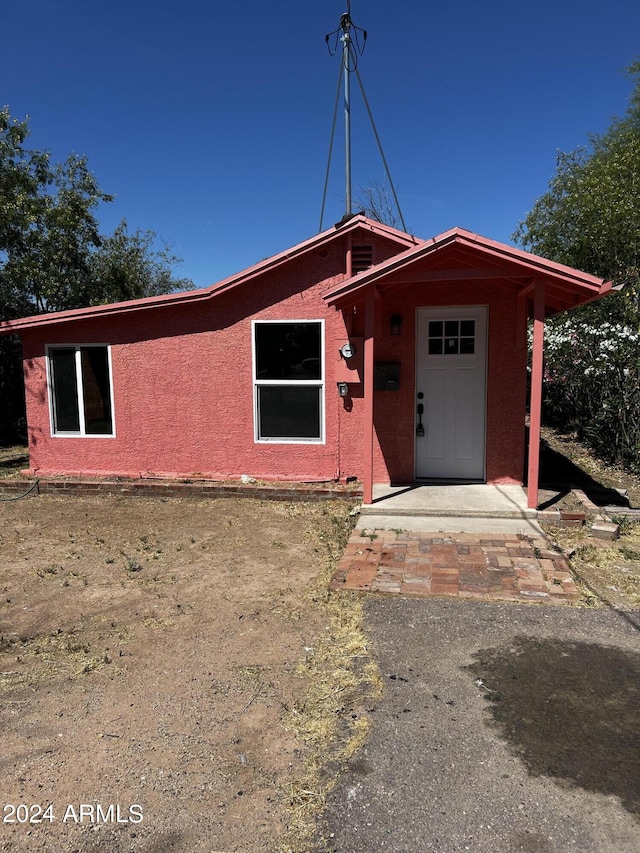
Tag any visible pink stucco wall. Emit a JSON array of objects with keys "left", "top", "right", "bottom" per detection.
[
  {"left": 23, "top": 244, "right": 342, "bottom": 482},
  {"left": 20, "top": 232, "right": 528, "bottom": 486}
]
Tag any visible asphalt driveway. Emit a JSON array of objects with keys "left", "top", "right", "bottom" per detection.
[{"left": 322, "top": 599, "right": 640, "bottom": 852}]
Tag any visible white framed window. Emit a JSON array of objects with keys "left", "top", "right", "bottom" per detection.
[
  {"left": 46, "top": 345, "right": 115, "bottom": 437},
  {"left": 252, "top": 320, "right": 325, "bottom": 443}
]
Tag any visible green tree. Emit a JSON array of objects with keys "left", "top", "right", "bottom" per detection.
[
  {"left": 86, "top": 220, "right": 193, "bottom": 305},
  {"left": 0, "top": 109, "right": 111, "bottom": 315},
  {"left": 513, "top": 62, "right": 640, "bottom": 469},
  {"left": 514, "top": 61, "right": 640, "bottom": 324},
  {"left": 0, "top": 106, "right": 192, "bottom": 442}
]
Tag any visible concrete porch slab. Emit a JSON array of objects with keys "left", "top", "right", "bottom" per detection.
[
  {"left": 359, "top": 484, "right": 543, "bottom": 536},
  {"left": 357, "top": 515, "right": 545, "bottom": 535}
]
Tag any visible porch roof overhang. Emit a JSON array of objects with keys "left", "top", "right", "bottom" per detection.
[{"left": 322, "top": 226, "right": 613, "bottom": 314}]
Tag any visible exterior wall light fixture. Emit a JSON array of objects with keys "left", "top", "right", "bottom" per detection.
[{"left": 390, "top": 314, "right": 402, "bottom": 336}]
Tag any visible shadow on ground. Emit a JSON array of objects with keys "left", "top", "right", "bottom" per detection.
[
  {"left": 538, "top": 440, "right": 629, "bottom": 509},
  {"left": 0, "top": 450, "right": 28, "bottom": 472},
  {"left": 467, "top": 637, "right": 640, "bottom": 817}
]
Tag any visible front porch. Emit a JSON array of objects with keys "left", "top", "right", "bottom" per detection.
[
  {"left": 361, "top": 483, "right": 541, "bottom": 535},
  {"left": 324, "top": 226, "right": 613, "bottom": 509}
]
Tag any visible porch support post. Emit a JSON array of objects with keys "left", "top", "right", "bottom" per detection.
[
  {"left": 363, "top": 286, "right": 377, "bottom": 505},
  {"left": 527, "top": 280, "right": 545, "bottom": 509}
]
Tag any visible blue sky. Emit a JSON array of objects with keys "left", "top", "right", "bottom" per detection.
[{"left": 3, "top": 0, "right": 640, "bottom": 287}]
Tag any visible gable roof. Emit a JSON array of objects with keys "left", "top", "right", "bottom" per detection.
[
  {"left": 0, "top": 214, "right": 420, "bottom": 335},
  {"left": 323, "top": 226, "right": 613, "bottom": 314}
]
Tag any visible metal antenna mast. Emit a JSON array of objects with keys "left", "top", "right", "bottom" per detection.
[
  {"left": 320, "top": 4, "right": 406, "bottom": 232},
  {"left": 341, "top": 6, "right": 354, "bottom": 216},
  {"left": 321, "top": 3, "right": 367, "bottom": 228}
]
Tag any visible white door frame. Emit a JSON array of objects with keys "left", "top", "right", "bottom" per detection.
[{"left": 415, "top": 306, "right": 488, "bottom": 482}]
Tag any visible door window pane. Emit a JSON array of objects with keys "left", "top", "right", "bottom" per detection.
[
  {"left": 444, "top": 337, "right": 459, "bottom": 354},
  {"left": 460, "top": 337, "right": 475, "bottom": 354}
]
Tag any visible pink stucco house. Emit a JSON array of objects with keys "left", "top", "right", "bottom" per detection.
[{"left": 0, "top": 214, "right": 612, "bottom": 508}]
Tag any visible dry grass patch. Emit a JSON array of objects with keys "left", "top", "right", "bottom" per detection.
[
  {"left": 543, "top": 519, "right": 640, "bottom": 609},
  {"left": 277, "top": 509, "right": 383, "bottom": 853},
  {"left": 539, "top": 426, "right": 640, "bottom": 610}
]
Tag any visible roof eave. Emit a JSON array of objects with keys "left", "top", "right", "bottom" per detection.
[{"left": 0, "top": 215, "right": 419, "bottom": 335}]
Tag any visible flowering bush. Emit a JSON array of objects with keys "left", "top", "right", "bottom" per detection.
[{"left": 538, "top": 318, "right": 640, "bottom": 471}]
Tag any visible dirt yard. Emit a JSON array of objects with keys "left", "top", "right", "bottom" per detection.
[
  {"left": 2, "top": 429, "right": 640, "bottom": 852},
  {"left": 0, "top": 492, "right": 360, "bottom": 853}
]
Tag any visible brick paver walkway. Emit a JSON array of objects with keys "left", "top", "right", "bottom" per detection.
[{"left": 330, "top": 530, "right": 579, "bottom": 603}]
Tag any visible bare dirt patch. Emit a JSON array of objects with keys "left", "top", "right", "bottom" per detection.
[
  {"left": 546, "top": 520, "right": 640, "bottom": 611},
  {"left": 0, "top": 493, "right": 360, "bottom": 852}
]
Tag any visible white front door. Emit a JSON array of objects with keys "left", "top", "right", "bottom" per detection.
[{"left": 415, "top": 306, "right": 487, "bottom": 480}]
